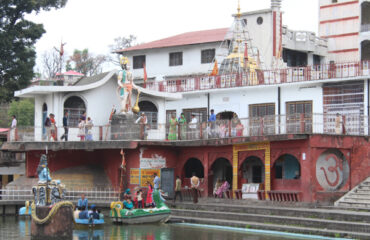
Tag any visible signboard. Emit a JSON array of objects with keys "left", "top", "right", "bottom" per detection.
[
  {"left": 241, "top": 183, "right": 261, "bottom": 200},
  {"left": 140, "top": 169, "right": 161, "bottom": 187},
  {"left": 130, "top": 168, "right": 140, "bottom": 185}
]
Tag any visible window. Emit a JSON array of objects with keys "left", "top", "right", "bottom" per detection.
[
  {"left": 64, "top": 96, "right": 86, "bottom": 127},
  {"left": 169, "top": 52, "right": 183, "bottom": 66},
  {"left": 133, "top": 55, "right": 146, "bottom": 69},
  {"left": 249, "top": 103, "right": 275, "bottom": 135},
  {"left": 201, "top": 49, "right": 215, "bottom": 64},
  {"left": 332, "top": 0, "right": 338, "bottom": 3},
  {"left": 183, "top": 108, "right": 207, "bottom": 123},
  {"left": 138, "top": 101, "right": 158, "bottom": 129},
  {"left": 274, "top": 155, "right": 300, "bottom": 179},
  {"left": 286, "top": 101, "right": 312, "bottom": 133},
  {"left": 257, "top": 17, "right": 263, "bottom": 25}
]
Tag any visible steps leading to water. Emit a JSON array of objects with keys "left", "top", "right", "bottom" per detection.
[
  {"left": 335, "top": 177, "right": 370, "bottom": 208},
  {"left": 168, "top": 199, "right": 370, "bottom": 239}
]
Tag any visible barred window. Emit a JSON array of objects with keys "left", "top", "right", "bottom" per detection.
[
  {"left": 169, "top": 52, "right": 183, "bottom": 66},
  {"left": 201, "top": 49, "right": 215, "bottom": 64},
  {"left": 133, "top": 55, "right": 146, "bottom": 69},
  {"left": 64, "top": 96, "right": 86, "bottom": 127}
]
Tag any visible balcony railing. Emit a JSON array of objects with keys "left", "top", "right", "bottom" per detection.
[
  {"left": 146, "top": 61, "right": 370, "bottom": 93},
  {"left": 7, "top": 113, "right": 369, "bottom": 142}
]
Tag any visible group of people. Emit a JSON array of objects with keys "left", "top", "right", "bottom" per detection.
[
  {"left": 77, "top": 112, "right": 94, "bottom": 141},
  {"left": 173, "top": 173, "right": 200, "bottom": 204},
  {"left": 74, "top": 193, "right": 103, "bottom": 222},
  {"left": 167, "top": 109, "right": 245, "bottom": 140}
]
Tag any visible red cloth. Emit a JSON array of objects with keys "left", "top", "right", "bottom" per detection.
[{"left": 146, "top": 185, "right": 153, "bottom": 205}]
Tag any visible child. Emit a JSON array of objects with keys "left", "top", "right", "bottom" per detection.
[{"left": 137, "top": 189, "right": 143, "bottom": 208}]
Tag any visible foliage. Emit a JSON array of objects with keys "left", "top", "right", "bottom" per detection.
[
  {"left": 0, "top": 0, "right": 67, "bottom": 102},
  {"left": 41, "top": 48, "right": 66, "bottom": 79},
  {"left": 108, "top": 35, "right": 137, "bottom": 66},
  {"left": 0, "top": 103, "right": 10, "bottom": 128},
  {"left": 8, "top": 99, "right": 35, "bottom": 126},
  {"left": 67, "top": 49, "right": 107, "bottom": 76}
]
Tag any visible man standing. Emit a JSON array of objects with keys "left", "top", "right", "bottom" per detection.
[
  {"left": 174, "top": 176, "right": 182, "bottom": 203},
  {"left": 208, "top": 109, "right": 216, "bottom": 138},
  {"left": 191, "top": 172, "right": 200, "bottom": 204},
  {"left": 77, "top": 193, "right": 88, "bottom": 210},
  {"left": 61, "top": 111, "right": 68, "bottom": 141},
  {"left": 136, "top": 112, "right": 148, "bottom": 140},
  {"left": 153, "top": 172, "right": 160, "bottom": 190},
  {"left": 189, "top": 114, "right": 198, "bottom": 139}
]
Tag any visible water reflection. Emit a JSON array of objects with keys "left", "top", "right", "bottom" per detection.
[{"left": 1, "top": 216, "right": 308, "bottom": 240}]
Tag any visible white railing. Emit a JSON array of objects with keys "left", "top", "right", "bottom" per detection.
[{"left": 7, "top": 113, "right": 370, "bottom": 142}]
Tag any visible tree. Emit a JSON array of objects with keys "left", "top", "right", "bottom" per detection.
[
  {"left": 8, "top": 99, "right": 35, "bottom": 126},
  {"left": 41, "top": 48, "right": 66, "bottom": 79},
  {"left": 108, "top": 35, "right": 137, "bottom": 66},
  {"left": 0, "top": 0, "right": 68, "bottom": 102},
  {"left": 67, "top": 49, "right": 107, "bottom": 76}
]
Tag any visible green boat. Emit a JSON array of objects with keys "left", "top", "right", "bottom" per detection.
[{"left": 110, "top": 190, "right": 171, "bottom": 224}]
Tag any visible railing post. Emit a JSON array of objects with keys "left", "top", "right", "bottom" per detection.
[
  {"left": 199, "top": 123, "right": 203, "bottom": 139},
  {"left": 15, "top": 128, "right": 18, "bottom": 141},
  {"left": 99, "top": 126, "right": 103, "bottom": 140},
  {"left": 260, "top": 118, "right": 264, "bottom": 136},
  {"left": 342, "top": 115, "right": 346, "bottom": 135},
  {"left": 300, "top": 113, "right": 305, "bottom": 133},
  {"left": 228, "top": 120, "right": 231, "bottom": 137}
]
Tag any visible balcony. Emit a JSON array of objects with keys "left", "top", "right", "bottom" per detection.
[
  {"left": 6, "top": 113, "right": 369, "bottom": 143},
  {"left": 146, "top": 61, "right": 370, "bottom": 93}
]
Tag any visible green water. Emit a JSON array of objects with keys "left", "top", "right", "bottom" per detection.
[{"left": 0, "top": 216, "right": 320, "bottom": 240}]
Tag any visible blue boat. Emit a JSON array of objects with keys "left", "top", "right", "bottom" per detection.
[{"left": 74, "top": 218, "right": 105, "bottom": 229}]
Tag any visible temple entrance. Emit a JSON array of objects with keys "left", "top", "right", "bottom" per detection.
[
  {"left": 209, "top": 158, "right": 232, "bottom": 195},
  {"left": 240, "top": 156, "right": 265, "bottom": 184},
  {"left": 138, "top": 100, "right": 158, "bottom": 129},
  {"left": 183, "top": 158, "right": 204, "bottom": 178}
]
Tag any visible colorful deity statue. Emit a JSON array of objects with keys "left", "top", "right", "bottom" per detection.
[
  {"left": 117, "top": 56, "right": 138, "bottom": 114},
  {"left": 37, "top": 154, "right": 51, "bottom": 183}
]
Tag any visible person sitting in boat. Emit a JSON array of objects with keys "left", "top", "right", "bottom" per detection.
[
  {"left": 89, "top": 205, "right": 99, "bottom": 220},
  {"left": 77, "top": 193, "right": 88, "bottom": 210},
  {"left": 137, "top": 189, "right": 143, "bottom": 208},
  {"left": 124, "top": 188, "right": 132, "bottom": 200},
  {"left": 123, "top": 196, "right": 133, "bottom": 210},
  {"left": 78, "top": 207, "right": 89, "bottom": 219}
]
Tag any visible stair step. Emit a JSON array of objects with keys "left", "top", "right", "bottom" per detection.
[
  {"left": 170, "top": 215, "right": 370, "bottom": 239},
  {"left": 343, "top": 198, "right": 370, "bottom": 204},
  {"left": 171, "top": 209, "right": 370, "bottom": 233},
  {"left": 338, "top": 201, "right": 370, "bottom": 208}
]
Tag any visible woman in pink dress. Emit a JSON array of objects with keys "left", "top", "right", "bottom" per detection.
[{"left": 146, "top": 182, "right": 154, "bottom": 207}]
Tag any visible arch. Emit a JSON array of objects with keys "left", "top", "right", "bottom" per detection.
[
  {"left": 273, "top": 154, "right": 300, "bottom": 180},
  {"left": 209, "top": 158, "right": 232, "bottom": 194},
  {"left": 63, "top": 96, "right": 86, "bottom": 127},
  {"left": 183, "top": 158, "right": 204, "bottom": 178},
  {"left": 216, "top": 111, "right": 238, "bottom": 120},
  {"left": 139, "top": 100, "right": 158, "bottom": 129},
  {"left": 240, "top": 156, "right": 264, "bottom": 183}
]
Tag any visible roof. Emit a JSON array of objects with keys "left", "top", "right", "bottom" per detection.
[
  {"left": 56, "top": 70, "right": 84, "bottom": 76},
  {"left": 117, "top": 28, "right": 229, "bottom": 53},
  {"left": 73, "top": 72, "right": 111, "bottom": 86}
]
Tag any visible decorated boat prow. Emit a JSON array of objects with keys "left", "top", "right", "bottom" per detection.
[
  {"left": 110, "top": 190, "right": 171, "bottom": 224},
  {"left": 19, "top": 201, "right": 32, "bottom": 216}
]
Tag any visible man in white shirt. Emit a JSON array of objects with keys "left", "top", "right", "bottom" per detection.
[
  {"left": 189, "top": 114, "right": 198, "bottom": 139},
  {"left": 10, "top": 115, "right": 17, "bottom": 141}
]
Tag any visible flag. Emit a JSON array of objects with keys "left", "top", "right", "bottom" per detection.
[
  {"left": 143, "top": 62, "right": 147, "bottom": 88},
  {"left": 210, "top": 60, "right": 219, "bottom": 76}
]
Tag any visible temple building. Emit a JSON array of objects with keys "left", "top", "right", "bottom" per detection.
[{"left": 3, "top": 0, "right": 370, "bottom": 204}]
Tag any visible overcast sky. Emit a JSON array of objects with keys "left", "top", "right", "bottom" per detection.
[{"left": 27, "top": 0, "right": 319, "bottom": 72}]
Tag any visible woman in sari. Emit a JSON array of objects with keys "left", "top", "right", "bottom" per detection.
[
  {"left": 146, "top": 182, "right": 154, "bottom": 208},
  {"left": 178, "top": 113, "right": 187, "bottom": 140},
  {"left": 215, "top": 180, "right": 230, "bottom": 198},
  {"left": 168, "top": 114, "right": 178, "bottom": 140}
]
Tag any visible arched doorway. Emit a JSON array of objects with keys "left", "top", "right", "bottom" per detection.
[
  {"left": 209, "top": 158, "right": 232, "bottom": 194},
  {"left": 240, "top": 156, "right": 264, "bottom": 184},
  {"left": 64, "top": 96, "right": 86, "bottom": 127},
  {"left": 183, "top": 158, "right": 204, "bottom": 178},
  {"left": 42, "top": 103, "right": 47, "bottom": 139},
  {"left": 139, "top": 101, "right": 158, "bottom": 129},
  {"left": 273, "top": 154, "right": 300, "bottom": 179}
]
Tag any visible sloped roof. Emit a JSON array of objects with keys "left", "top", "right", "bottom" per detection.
[
  {"left": 117, "top": 28, "right": 229, "bottom": 53},
  {"left": 73, "top": 72, "right": 112, "bottom": 86}
]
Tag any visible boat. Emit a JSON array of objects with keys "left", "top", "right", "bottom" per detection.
[
  {"left": 18, "top": 201, "right": 31, "bottom": 216},
  {"left": 110, "top": 190, "right": 171, "bottom": 224},
  {"left": 74, "top": 218, "right": 105, "bottom": 229}
]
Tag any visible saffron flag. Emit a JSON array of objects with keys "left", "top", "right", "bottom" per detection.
[
  {"left": 143, "top": 62, "right": 147, "bottom": 88},
  {"left": 210, "top": 60, "right": 219, "bottom": 76}
]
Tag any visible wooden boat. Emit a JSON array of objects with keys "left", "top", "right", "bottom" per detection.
[
  {"left": 110, "top": 190, "right": 171, "bottom": 224},
  {"left": 18, "top": 201, "right": 31, "bottom": 216}
]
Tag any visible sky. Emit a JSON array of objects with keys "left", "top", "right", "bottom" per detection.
[{"left": 27, "top": 0, "right": 319, "bottom": 73}]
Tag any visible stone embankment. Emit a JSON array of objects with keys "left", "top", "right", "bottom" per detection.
[{"left": 168, "top": 198, "right": 370, "bottom": 239}]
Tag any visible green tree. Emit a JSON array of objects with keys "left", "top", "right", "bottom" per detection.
[
  {"left": 8, "top": 99, "right": 34, "bottom": 126},
  {"left": 67, "top": 49, "right": 107, "bottom": 76},
  {"left": 0, "top": 0, "right": 68, "bottom": 102}
]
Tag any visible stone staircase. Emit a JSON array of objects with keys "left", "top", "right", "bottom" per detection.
[
  {"left": 335, "top": 177, "right": 370, "bottom": 208},
  {"left": 168, "top": 199, "right": 370, "bottom": 239}
]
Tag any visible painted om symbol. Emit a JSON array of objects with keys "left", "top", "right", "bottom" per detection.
[{"left": 320, "top": 154, "right": 343, "bottom": 187}]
